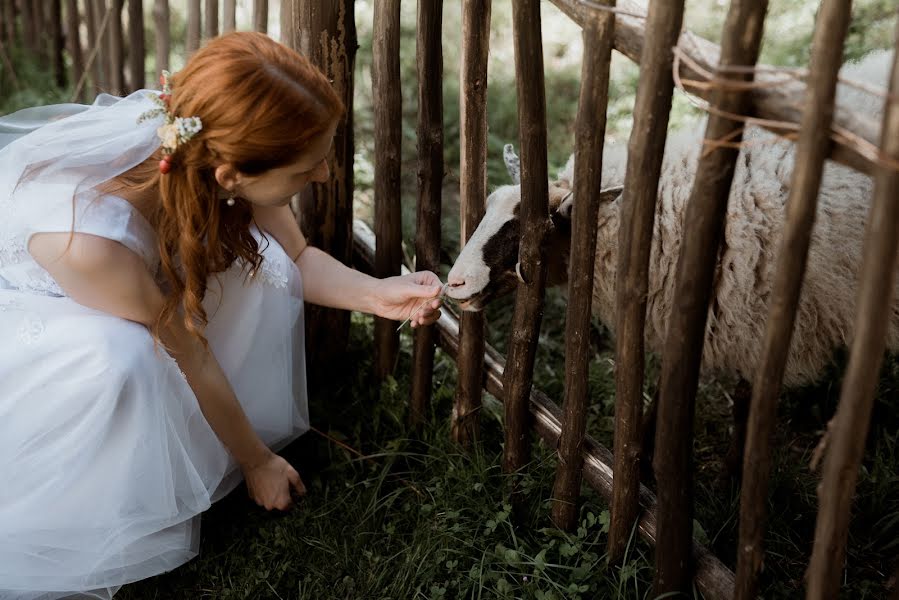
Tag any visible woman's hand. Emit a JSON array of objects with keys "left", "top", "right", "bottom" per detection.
[
  {"left": 372, "top": 270, "right": 444, "bottom": 327},
  {"left": 243, "top": 451, "right": 307, "bottom": 511}
]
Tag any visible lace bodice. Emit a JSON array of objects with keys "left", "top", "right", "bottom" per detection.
[{"left": 0, "top": 183, "right": 159, "bottom": 296}]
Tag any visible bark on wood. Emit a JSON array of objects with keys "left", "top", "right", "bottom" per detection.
[
  {"left": 282, "top": 0, "right": 357, "bottom": 386},
  {"left": 86, "top": 0, "right": 103, "bottom": 92},
  {"left": 153, "top": 0, "right": 168, "bottom": 77},
  {"left": 453, "top": 0, "right": 491, "bottom": 447},
  {"left": 653, "top": 1, "right": 768, "bottom": 596},
  {"left": 806, "top": 30, "right": 899, "bottom": 600},
  {"left": 33, "top": 0, "right": 47, "bottom": 64},
  {"left": 350, "top": 218, "right": 736, "bottom": 600},
  {"left": 108, "top": 0, "right": 124, "bottom": 95},
  {"left": 128, "top": 0, "right": 145, "bottom": 91},
  {"left": 734, "top": 2, "right": 852, "bottom": 598},
  {"left": 410, "top": 0, "right": 444, "bottom": 428},
  {"left": 204, "top": 0, "right": 218, "bottom": 39},
  {"left": 2, "top": 0, "right": 15, "bottom": 48},
  {"left": 551, "top": 0, "right": 615, "bottom": 532},
  {"left": 503, "top": 0, "right": 549, "bottom": 518},
  {"left": 186, "top": 0, "right": 200, "bottom": 53},
  {"left": 549, "top": 0, "right": 881, "bottom": 177},
  {"left": 253, "top": 0, "right": 267, "bottom": 33},
  {"left": 607, "top": 0, "right": 684, "bottom": 565},
  {"left": 65, "top": 0, "right": 85, "bottom": 100},
  {"left": 21, "top": 0, "right": 35, "bottom": 54},
  {"left": 50, "top": 0, "right": 65, "bottom": 87},
  {"left": 372, "top": 0, "right": 402, "bottom": 379},
  {"left": 223, "top": 0, "right": 236, "bottom": 32}
]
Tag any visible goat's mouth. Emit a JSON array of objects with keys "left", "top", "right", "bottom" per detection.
[
  {"left": 446, "top": 272, "right": 518, "bottom": 312},
  {"left": 447, "top": 292, "right": 488, "bottom": 312}
]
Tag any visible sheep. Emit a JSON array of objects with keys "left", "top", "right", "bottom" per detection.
[{"left": 445, "top": 50, "right": 897, "bottom": 472}]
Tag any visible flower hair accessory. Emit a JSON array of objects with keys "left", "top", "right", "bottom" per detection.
[{"left": 137, "top": 70, "right": 203, "bottom": 174}]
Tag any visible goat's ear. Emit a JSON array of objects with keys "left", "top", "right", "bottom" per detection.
[
  {"left": 600, "top": 185, "right": 624, "bottom": 204},
  {"left": 503, "top": 144, "right": 521, "bottom": 184}
]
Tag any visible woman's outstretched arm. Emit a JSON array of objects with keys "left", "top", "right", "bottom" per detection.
[{"left": 252, "top": 204, "right": 444, "bottom": 326}]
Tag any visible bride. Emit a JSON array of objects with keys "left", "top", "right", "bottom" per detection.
[{"left": 0, "top": 31, "right": 442, "bottom": 599}]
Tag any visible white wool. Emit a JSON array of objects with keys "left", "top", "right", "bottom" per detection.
[{"left": 554, "top": 50, "right": 896, "bottom": 386}]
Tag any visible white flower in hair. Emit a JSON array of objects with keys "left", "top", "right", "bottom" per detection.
[{"left": 136, "top": 70, "right": 204, "bottom": 172}]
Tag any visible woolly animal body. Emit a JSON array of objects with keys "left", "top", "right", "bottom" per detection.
[{"left": 447, "top": 50, "right": 897, "bottom": 388}]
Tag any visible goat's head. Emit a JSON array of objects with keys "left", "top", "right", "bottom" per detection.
[{"left": 446, "top": 145, "right": 620, "bottom": 311}]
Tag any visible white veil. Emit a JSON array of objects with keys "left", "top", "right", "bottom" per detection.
[{"left": 0, "top": 90, "right": 164, "bottom": 207}]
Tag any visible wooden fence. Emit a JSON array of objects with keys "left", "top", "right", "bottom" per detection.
[{"left": 3, "top": 1, "right": 898, "bottom": 598}]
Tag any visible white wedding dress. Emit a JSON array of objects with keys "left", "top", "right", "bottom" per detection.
[{"left": 0, "top": 182, "right": 310, "bottom": 599}]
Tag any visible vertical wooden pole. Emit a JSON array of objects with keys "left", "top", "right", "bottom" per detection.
[
  {"left": 65, "top": 0, "right": 85, "bottom": 99},
  {"left": 153, "top": 0, "right": 168, "bottom": 78},
  {"left": 91, "top": 0, "right": 109, "bottom": 91},
  {"left": 204, "top": 0, "right": 218, "bottom": 39},
  {"left": 50, "top": 0, "right": 65, "bottom": 87},
  {"left": 806, "top": 30, "right": 899, "bottom": 600},
  {"left": 372, "top": 0, "right": 402, "bottom": 379},
  {"left": 108, "top": 0, "right": 124, "bottom": 95},
  {"left": 253, "top": 0, "right": 267, "bottom": 33},
  {"left": 410, "top": 0, "right": 444, "bottom": 427},
  {"left": 734, "top": 1, "right": 852, "bottom": 598},
  {"left": 282, "top": 0, "right": 357, "bottom": 386},
  {"left": 85, "top": 0, "right": 101, "bottom": 93},
  {"left": 223, "top": 0, "right": 236, "bottom": 32},
  {"left": 21, "top": 0, "right": 35, "bottom": 54},
  {"left": 550, "top": 1, "right": 615, "bottom": 531},
  {"left": 34, "top": 0, "right": 47, "bottom": 64},
  {"left": 186, "top": 0, "right": 201, "bottom": 53},
  {"left": 128, "top": 0, "right": 145, "bottom": 91},
  {"left": 453, "top": 0, "right": 491, "bottom": 447},
  {"left": 607, "top": 0, "right": 685, "bottom": 564},
  {"left": 653, "top": 0, "right": 769, "bottom": 596},
  {"left": 503, "top": 0, "right": 549, "bottom": 518},
  {"left": 2, "top": 0, "right": 15, "bottom": 48}
]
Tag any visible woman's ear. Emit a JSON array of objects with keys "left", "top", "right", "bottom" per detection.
[{"left": 214, "top": 163, "right": 241, "bottom": 193}]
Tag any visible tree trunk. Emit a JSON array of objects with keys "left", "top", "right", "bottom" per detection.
[
  {"left": 204, "top": 0, "right": 218, "bottom": 39},
  {"left": 153, "top": 0, "right": 169, "bottom": 77},
  {"left": 253, "top": 0, "right": 267, "bottom": 33},
  {"left": 65, "top": 0, "right": 85, "bottom": 99},
  {"left": 186, "top": 0, "right": 201, "bottom": 53},
  {"left": 223, "top": 0, "right": 236, "bottom": 32},
  {"left": 108, "top": 0, "right": 124, "bottom": 95},
  {"left": 50, "top": 0, "right": 66, "bottom": 87},
  {"left": 280, "top": 0, "right": 357, "bottom": 385},
  {"left": 127, "top": 0, "right": 145, "bottom": 91}
]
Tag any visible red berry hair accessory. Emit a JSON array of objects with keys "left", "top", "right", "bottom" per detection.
[{"left": 136, "top": 70, "right": 203, "bottom": 174}]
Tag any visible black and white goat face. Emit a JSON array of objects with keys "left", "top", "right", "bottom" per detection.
[{"left": 446, "top": 145, "right": 577, "bottom": 311}]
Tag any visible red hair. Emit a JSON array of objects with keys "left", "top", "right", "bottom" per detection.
[{"left": 118, "top": 31, "right": 344, "bottom": 343}]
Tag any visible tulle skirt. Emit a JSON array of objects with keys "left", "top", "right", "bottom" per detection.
[{"left": 0, "top": 237, "right": 309, "bottom": 600}]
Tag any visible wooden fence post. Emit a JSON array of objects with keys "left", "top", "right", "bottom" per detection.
[
  {"left": 153, "top": 0, "right": 169, "bottom": 78},
  {"left": 503, "top": 0, "right": 550, "bottom": 518},
  {"left": 253, "top": 0, "right": 267, "bottom": 33},
  {"left": 108, "top": 0, "right": 124, "bottom": 95},
  {"left": 281, "top": 0, "right": 357, "bottom": 385},
  {"left": 734, "top": 1, "right": 852, "bottom": 597},
  {"left": 652, "top": 0, "right": 769, "bottom": 595},
  {"left": 453, "top": 0, "right": 491, "bottom": 447},
  {"left": 806, "top": 30, "right": 899, "bottom": 600},
  {"left": 49, "top": 0, "right": 65, "bottom": 87},
  {"left": 410, "top": 0, "right": 444, "bottom": 427},
  {"left": 223, "top": 0, "right": 236, "bottom": 32},
  {"left": 65, "top": 0, "right": 85, "bottom": 99},
  {"left": 372, "top": 0, "right": 402, "bottom": 379},
  {"left": 21, "top": 0, "right": 35, "bottom": 55},
  {"left": 129, "top": 0, "right": 145, "bottom": 91},
  {"left": 186, "top": 0, "right": 201, "bottom": 53},
  {"left": 550, "top": 0, "right": 615, "bottom": 532},
  {"left": 607, "top": 0, "right": 684, "bottom": 564},
  {"left": 204, "top": 0, "right": 218, "bottom": 39},
  {"left": 2, "top": 0, "right": 15, "bottom": 49}
]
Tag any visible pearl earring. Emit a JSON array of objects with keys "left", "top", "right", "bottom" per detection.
[{"left": 225, "top": 192, "right": 236, "bottom": 207}]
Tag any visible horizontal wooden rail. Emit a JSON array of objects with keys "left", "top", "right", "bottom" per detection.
[
  {"left": 549, "top": 0, "right": 882, "bottom": 176},
  {"left": 351, "top": 218, "right": 735, "bottom": 600}
]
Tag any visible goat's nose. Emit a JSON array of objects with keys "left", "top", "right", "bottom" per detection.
[{"left": 447, "top": 272, "right": 466, "bottom": 288}]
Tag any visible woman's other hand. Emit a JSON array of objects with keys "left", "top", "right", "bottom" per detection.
[
  {"left": 243, "top": 451, "right": 307, "bottom": 511},
  {"left": 373, "top": 271, "right": 444, "bottom": 327}
]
